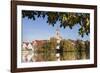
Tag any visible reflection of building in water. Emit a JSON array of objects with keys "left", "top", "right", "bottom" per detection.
[
  {"left": 22, "top": 42, "right": 36, "bottom": 62},
  {"left": 22, "top": 40, "right": 47, "bottom": 62}
]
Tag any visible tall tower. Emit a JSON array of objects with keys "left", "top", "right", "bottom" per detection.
[
  {"left": 55, "top": 26, "right": 62, "bottom": 61},
  {"left": 55, "top": 26, "right": 62, "bottom": 42}
]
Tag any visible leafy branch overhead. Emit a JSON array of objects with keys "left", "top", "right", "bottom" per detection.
[{"left": 22, "top": 10, "right": 90, "bottom": 37}]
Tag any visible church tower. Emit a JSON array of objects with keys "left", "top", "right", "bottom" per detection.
[
  {"left": 55, "top": 26, "right": 63, "bottom": 61},
  {"left": 55, "top": 26, "right": 62, "bottom": 42}
]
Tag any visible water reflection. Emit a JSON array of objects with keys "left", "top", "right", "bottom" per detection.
[{"left": 22, "top": 49, "right": 90, "bottom": 62}]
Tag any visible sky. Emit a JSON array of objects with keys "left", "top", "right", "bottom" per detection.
[{"left": 22, "top": 14, "right": 90, "bottom": 42}]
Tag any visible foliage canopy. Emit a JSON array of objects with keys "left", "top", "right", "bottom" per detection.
[{"left": 22, "top": 10, "right": 90, "bottom": 37}]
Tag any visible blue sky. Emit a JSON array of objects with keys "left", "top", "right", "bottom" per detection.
[{"left": 22, "top": 16, "right": 90, "bottom": 42}]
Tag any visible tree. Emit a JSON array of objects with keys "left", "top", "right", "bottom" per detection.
[
  {"left": 22, "top": 10, "right": 90, "bottom": 37},
  {"left": 75, "top": 40, "right": 86, "bottom": 59},
  {"left": 60, "top": 40, "right": 76, "bottom": 60},
  {"left": 84, "top": 40, "right": 90, "bottom": 59},
  {"left": 42, "top": 40, "right": 56, "bottom": 61}
]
